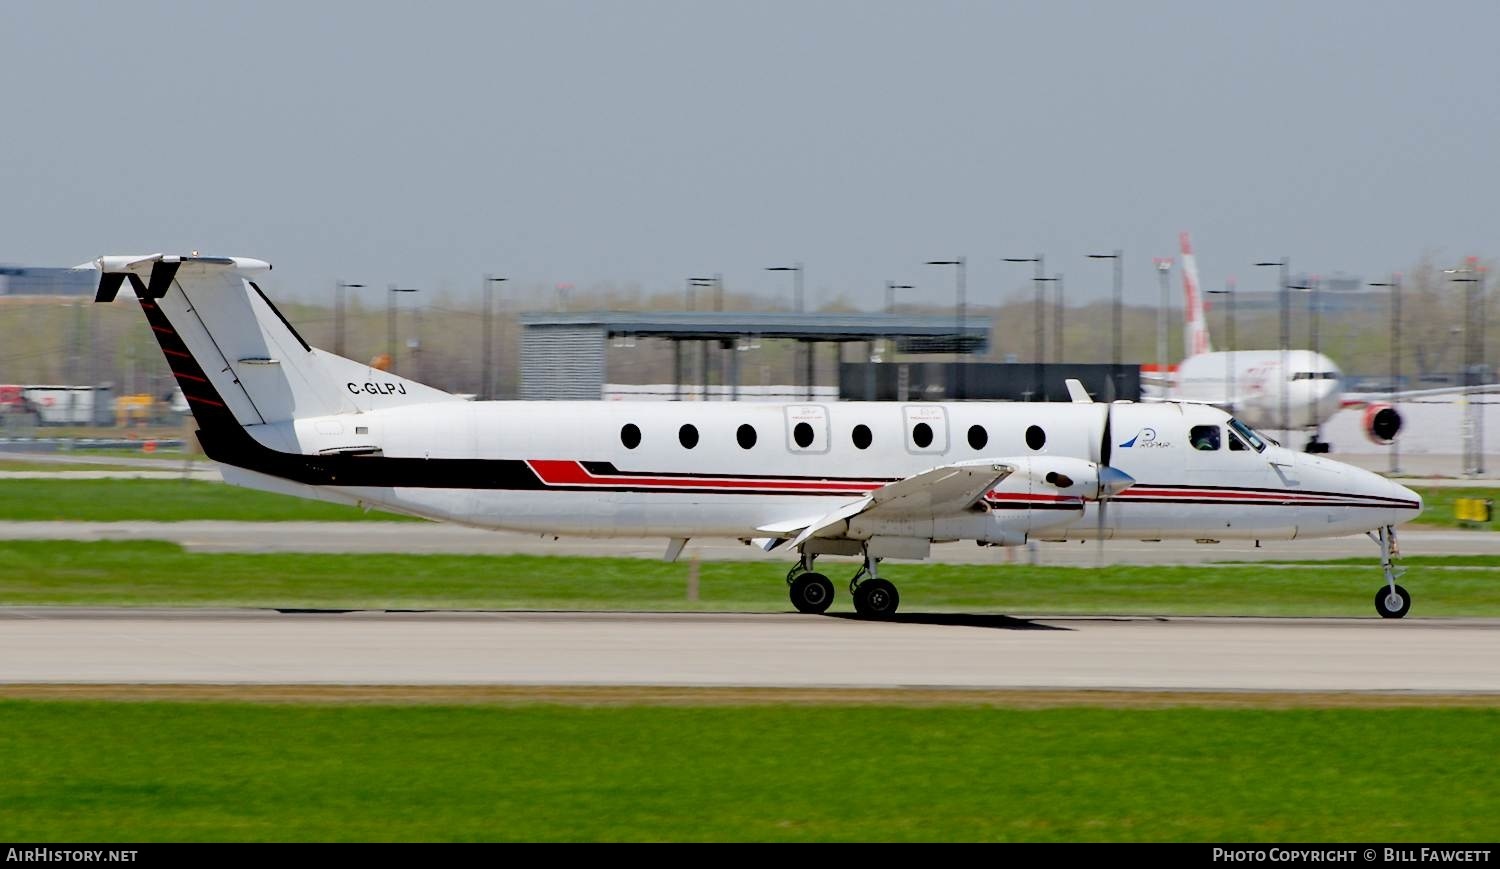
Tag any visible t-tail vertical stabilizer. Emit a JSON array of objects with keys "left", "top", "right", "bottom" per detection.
[
  {"left": 78, "top": 254, "right": 461, "bottom": 442},
  {"left": 1180, "top": 232, "right": 1212, "bottom": 358}
]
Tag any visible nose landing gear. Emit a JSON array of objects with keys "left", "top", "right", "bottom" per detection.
[{"left": 1368, "top": 524, "right": 1411, "bottom": 619}]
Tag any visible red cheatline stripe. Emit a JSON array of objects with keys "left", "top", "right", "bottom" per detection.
[
  {"left": 185, "top": 395, "right": 226, "bottom": 408},
  {"left": 140, "top": 302, "right": 156, "bottom": 309},
  {"left": 172, "top": 371, "right": 208, "bottom": 383},
  {"left": 163, "top": 348, "right": 191, "bottom": 359},
  {"left": 527, "top": 460, "right": 881, "bottom": 493},
  {"left": 150, "top": 325, "right": 176, "bottom": 335}
]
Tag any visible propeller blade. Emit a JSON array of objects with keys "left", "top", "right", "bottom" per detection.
[{"left": 1099, "top": 403, "right": 1112, "bottom": 467}]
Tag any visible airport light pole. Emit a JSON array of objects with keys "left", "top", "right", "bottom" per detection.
[
  {"left": 766, "top": 263, "right": 804, "bottom": 313},
  {"left": 766, "top": 265, "right": 806, "bottom": 398},
  {"left": 387, "top": 285, "right": 419, "bottom": 373},
  {"left": 1052, "top": 272, "right": 1064, "bottom": 364},
  {"left": 334, "top": 280, "right": 365, "bottom": 358},
  {"left": 1447, "top": 262, "right": 1486, "bottom": 475},
  {"left": 687, "top": 277, "right": 716, "bottom": 312},
  {"left": 1003, "top": 255, "right": 1048, "bottom": 399},
  {"left": 1153, "top": 258, "right": 1172, "bottom": 376},
  {"left": 1256, "top": 258, "right": 1291, "bottom": 444},
  {"left": 481, "top": 275, "right": 507, "bottom": 400},
  {"left": 1207, "top": 280, "right": 1237, "bottom": 412},
  {"left": 926, "top": 258, "right": 966, "bottom": 399},
  {"left": 1369, "top": 274, "right": 1402, "bottom": 474},
  {"left": 884, "top": 281, "right": 913, "bottom": 315},
  {"left": 1088, "top": 250, "right": 1124, "bottom": 399}
]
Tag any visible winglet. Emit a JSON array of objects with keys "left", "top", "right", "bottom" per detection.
[{"left": 1065, "top": 379, "right": 1093, "bottom": 403}]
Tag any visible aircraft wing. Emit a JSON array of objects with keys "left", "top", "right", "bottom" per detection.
[
  {"left": 1343, "top": 383, "right": 1500, "bottom": 407},
  {"left": 766, "top": 460, "right": 1015, "bottom": 550}
]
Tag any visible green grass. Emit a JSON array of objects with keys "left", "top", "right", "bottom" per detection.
[
  {"left": 0, "top": 479, "right": 419, "bottom": 522},
  {"left": 0, "top": 700, "right": 1494, "bottom": 841},
  {"left": 1410, "top": 487, "right": 1498, "bottom": 529},
  {"left": 2, "top": 541, "right": 1497, "bottom": 615}
]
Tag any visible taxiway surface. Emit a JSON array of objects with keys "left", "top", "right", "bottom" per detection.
[{"left": 2, "top": 609, "right": 1495, "bottom": 692}]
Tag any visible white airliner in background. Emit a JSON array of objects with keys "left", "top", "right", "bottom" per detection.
[
  {"left": 1151, "top": 233, "right": 1500, "bottom": 453},
  {"left": 82, "top": 253, "right": 1423, "bottom": 618}
]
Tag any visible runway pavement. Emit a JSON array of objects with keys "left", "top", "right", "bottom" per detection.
[
  {"left": 1, "top": 608, "right": 1495, "bottom": 692},
  {"left": 2, "top": 519, "right": 1494, "bottom": 565}
]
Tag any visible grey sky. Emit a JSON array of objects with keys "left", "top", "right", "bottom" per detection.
[{"left": 3, "top": 1, "right": 1497, "bottom": 308}]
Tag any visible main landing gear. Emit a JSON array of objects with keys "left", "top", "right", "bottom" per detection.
[
  {"left": 849, "top": 551, "right": 899, "bottom": 619},
  {"left": 786, "top": 554, "right": 835, "bottom": 615},
  {"left": 786, "top": 549, "right": 901, "bottom": 618},
  {"left": 1368, "top": 523, "right": 1411, "bottom": 619}
]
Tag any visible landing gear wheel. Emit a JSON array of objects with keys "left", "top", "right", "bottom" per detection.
[
  {"left": 789, "top": 572, "right": 835, "bottom": 614},
  {"left": 852, "top": 578, "right": 900, "bottom": 619},
  {"left": 1375, "top": 584, "right": 1411, "bottom": 619}
]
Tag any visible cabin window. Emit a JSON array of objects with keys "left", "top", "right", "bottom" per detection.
[
  {"left": 678, "top": 424, "right": 699, "bottom": 449},
  {"left": 1190, "top": 425, "right": 1221, "bottom": 451},
  {"left": 851, "top": 424, "right": 872, "bottom": 450},
  {"left": 1025, "top": 425, "right": 1046, "bottom": 451},
  {"left": 967, "top": 424, "right": 988, "bottom": 450},
  {"left": 911, "top": 422, "right": 933, "bottom": 448},
  {"left": 736, "top": 424, "right": 757, "bottom": 450},
  {"left": 784, "top": 406, "right": 829, "bottom": 453},
  {"left": 901, "top": 405, "right": 947, "bottom": 454},
  {"left": 621, "top": 423, "right": 642, "bottom": 449},
  {"left": 793, "top": 422, "right": 815, "bottom": 448}
]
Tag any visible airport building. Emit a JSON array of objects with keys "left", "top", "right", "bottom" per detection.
[{"left": 0, "top": 266, "right": 95, "bottom": 297}]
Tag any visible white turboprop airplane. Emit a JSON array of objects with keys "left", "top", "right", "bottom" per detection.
[{"left": 82, "top": 254, "right": 1425, "bottom": 618}]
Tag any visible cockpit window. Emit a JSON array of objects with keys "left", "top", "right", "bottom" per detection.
[
  {"left": 1190, "top": 425, "right": 1221, "bottom": 451},
  {"left": 1292, "top": 371, "right": 1340, "bottom": 381},
  {"left": 1228, "top": 431, "right": 1247, "bottom": 451},
  {"left": 1227, "top": 417, "right": 1266, "bottom": 452}
]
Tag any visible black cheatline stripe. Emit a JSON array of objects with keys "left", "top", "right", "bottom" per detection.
[
  {"left": 579, "top": 460, "right": 896, "bottom": 484},
  {"left": 1116, "top": 496, "right": 1417, "bottom": 509},
  {"left": 1129, "top": 482, "right": 1416, "bottom": 505}
]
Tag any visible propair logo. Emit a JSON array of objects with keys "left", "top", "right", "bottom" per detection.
[{"left": 1119, "top": 427, "right": 1170, "bottom": 449}]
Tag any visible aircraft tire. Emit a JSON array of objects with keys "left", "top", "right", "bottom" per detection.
[
  {"left": 852, "top": 578, "right": 900, "bottom": 619},
  {"left": 1375, "top": 584, "right": 1411, "bottom": 619},
  {"left": 789, "top": 573, "right": 835, "bottom": 614}
]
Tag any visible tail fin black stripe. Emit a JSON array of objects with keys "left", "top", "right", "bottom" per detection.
[{"left": 131, "top": 282, "right": 239, "bottom": 433}]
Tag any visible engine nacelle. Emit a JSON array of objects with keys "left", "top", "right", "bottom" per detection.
[{"left": 1363, "top": 403, "right": 1402, "bottom": 445}]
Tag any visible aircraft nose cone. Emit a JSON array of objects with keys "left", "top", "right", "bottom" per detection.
[
  {"left": 1394, "top": 481, "right": 1423, "bottom": 519},
  {"left": 1098, "top": 465, "right": 1135, "bottom": 498}
]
